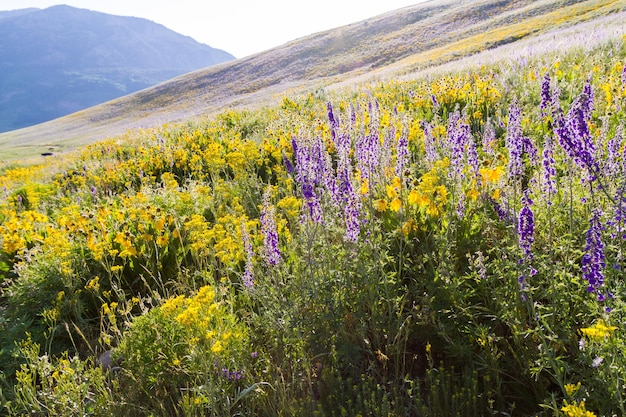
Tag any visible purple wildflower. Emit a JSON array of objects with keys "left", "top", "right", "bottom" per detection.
[
  {"left": 292, "top": 136, "right": 328, "bottom": 224},
  {"left": 260, "top": 189, "right": 281, "bottom": 266},
  {"left": 517, "top": 191, "right": 536, "bottom": 291},
  {"left": 356, "top": 102, "right": 382, "bottom": 183},
  {"left": 466, "top": 133, "right": 481, "bottom": 187},
  {"left": 446, "top": 109, "right": 470, "bottom": 179},
  {"left": 592, "top": 356, "right": 604, "bottom": 368},
  {"left": 283, "top": 151, "right": 295, "bottom": 175},
  {"left": 430, "top": 94, "right": 439, "bottom": 111},
  {"left": 541, "top": 136, "right": 557, "bottom": 205},
  {"left": 327, "top": 102, "right": 340, "bottom": 141},
  {"left": 395, "top": 123, "right": 410, "bottom": 178},
  {"left": 219, "top": 365, "right": 243, "bottom": 381},
  {"left": 622, "top": 62, "right": 626, "bottom": 87},
  {"left": 490, "top": 196, "right": 512, "bottom": 224},
  {"left": 540, "top": 72, "right": 551, "bottom": 116},
  {"left": 518, "top": 191, "right": 535, "bottom": 262},
  {"left": 422, "top": 121, "right": 438, "bottom": 163},
  {"left": 554, "top": 81, "right": 598, "bottom": 177},
  {"left": 356, "top": 130, "right": 379, "bottom": 182},
  {"left": 506, "top": 102, "right": 524, "bottom": 181},
  {"left": 582, "top": 208, "right": 605, "bottom": 300},
  {"left": 241, "top": 221, "right": 254, "bottom": 288},
  {"left": 335, "top": 145, "right": 362, "bottom": 242}
]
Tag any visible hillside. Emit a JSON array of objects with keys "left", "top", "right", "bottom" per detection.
[
  {"left": 0, "top": 5, "right": 234, "bottom": 133},
  {"left": 2, "top": 0, "right": 626, "bottom": 415},
  {"left": 0, "top": 0, "right": 625, "bottom": 161}
]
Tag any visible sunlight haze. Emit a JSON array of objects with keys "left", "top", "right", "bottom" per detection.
[{"left": 0, "top": 0, "right": 428, "bottom": 58}]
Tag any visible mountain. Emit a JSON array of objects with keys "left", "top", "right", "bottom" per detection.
[
  {"left": 0, "top": 0, "right": 624, "bottom": 160},
  {"left": 0, "top": 5, "right": 234, "bottom": 133}
]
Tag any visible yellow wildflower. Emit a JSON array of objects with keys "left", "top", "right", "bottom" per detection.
[
  {"left": 211, "top": 340, "right": 224, "bottom": 354},
  {"left": 361, "top": 178, "right": 369, "bottom": 195},
  {"left": 580, "top": 320, "right": 617, "bottom": 341},
  {"left": 480, "top": 166, "right": 505, "bottom": 184},
  {"left": 373, "top": 199, "right": 388, "bottom": 212},
  {"left": 467, "top": 188, "right": 480, "bottom": 201},
  {"left": 564, "top": 382, "right": 581, "bottom": 398},
  {"left": 390, "top": 197, "right": 402, "bottom": 212},
  {"left": 561, "top": 400, "right": 596, "bottom": 417},
  {"left": 408, "top": 190, "right": 430, "bottom": 208}
]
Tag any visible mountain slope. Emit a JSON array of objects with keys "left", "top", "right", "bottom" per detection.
[
  {"left": 0, "top": 5, "right": 234, "bottom": 133},
  {"left": 1, "top": 0, "right": 625, "bottom": 161}
]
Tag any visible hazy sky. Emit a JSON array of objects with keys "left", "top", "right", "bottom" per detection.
[{"left": 0, "top": 0, "right": 427, "bottom": 58}]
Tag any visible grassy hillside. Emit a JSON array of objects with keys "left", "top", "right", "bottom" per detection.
[
  {"left": 0, "top": 0, "right": 624, "bottom": 161},
  {"left": 1, "top": 1, "right": 626, "bottom": 416}
]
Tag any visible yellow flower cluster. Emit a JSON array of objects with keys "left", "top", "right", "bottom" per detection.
[
  {"left": 407, "top": 159, "right": 450, "bottom": 218},
  {"left": 160, "top": 285, "right": 246, "bottom": 358},
  {"left": 0, "top": 209, "right": 49, "bottom": 254},
  {"left": 561, "top": 400, "right": 597, "bottom": 417},
  {"left": 580, "top": 319, "right": 617, "bottom": 342}
]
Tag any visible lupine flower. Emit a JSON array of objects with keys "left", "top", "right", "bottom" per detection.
[
  {"left": 490, "top": 195, "right": 512, "bottom": 224},
  {"left": 518, "top": 190, "right": 535, "bottom": 262},
  {"left": 260, "top": 189, "right": 281, "bottom": 266},
  {"left": 506, "top": 102, "right": 524, "bottom": 181},
  {"left": 292, "top": 137, "right": 327, "bottom": 223},
  {"left": 517, "top": 190, "right": 535, "bottom": 291},
  {"left": 466, "top": 134, "right": 481, "bottom": 187},
  {"left": 446, "top": 110, "right": 470, "bottom": 179},
  {"left": 421, "top": 121, "right": 438, "bottom": 163},
  {"left": 356, "top": 129, "right": 380, "bottom": 182},
  {"left": 540, "top": 72, "right": 551, "bottom": 116},
  {"left": 241, "top": 221, "right": 254, "bottom": 288},
  {"left": 541, "top": 136, "right": 557, "bottom": 205},
  {"left": 622, "top": 62, "right": 626, "bottom": 87},
  {"left": 283, "top": 151, "right": 295, "bottom": 175},
  {"left": 430, "top": 94, "right": 439, "bottom": 111},
  {"left": 336, "top": 147, "right": 362, "bottom": 242},
  {"left": 395, "top": 123, "right": 410, "bottom": 178},
  {"left": 327, "top": 102, "right": 340, "bottom": 141},
  {"left": 582, "top": 208, "right": 605, "bottom": 300},
  {"left": 554, "top": 81, "right": 598, "bottom": 177}
]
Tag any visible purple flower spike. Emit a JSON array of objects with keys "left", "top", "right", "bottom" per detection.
[
  {"left": 421, "top": 121, "right": 438, "bottom": 163},
  {"left": 506, "top": 102, "right": 524, "bottom": 181},
  {"left": 395, "top": 123, "right": 410, "bottom": 178},
  {"left": 260, "top": 189, "right": 281, "bottom": 266},
  {"left": 582, "top": 208, "right": 606, "bottom": 299},
  {"left": 540, "top": 72, "right": 551, "bottom": 116},
  {"left": 518, "top": 191, "right": 535, "bottom": 262},
  {"left": 541, "top": 136, "right": 556, "bottom": 205},
  {"left": 554, "top": 81, "right": 598, "bottom": 177}
]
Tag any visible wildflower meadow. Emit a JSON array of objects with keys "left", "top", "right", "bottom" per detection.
[{"left": 1, "top": 32, "right": 626, "bottom": 417}]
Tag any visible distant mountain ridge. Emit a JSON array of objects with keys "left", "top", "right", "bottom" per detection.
[{"left": 0, "top": 5, "right": 234, "bottom": 132}]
